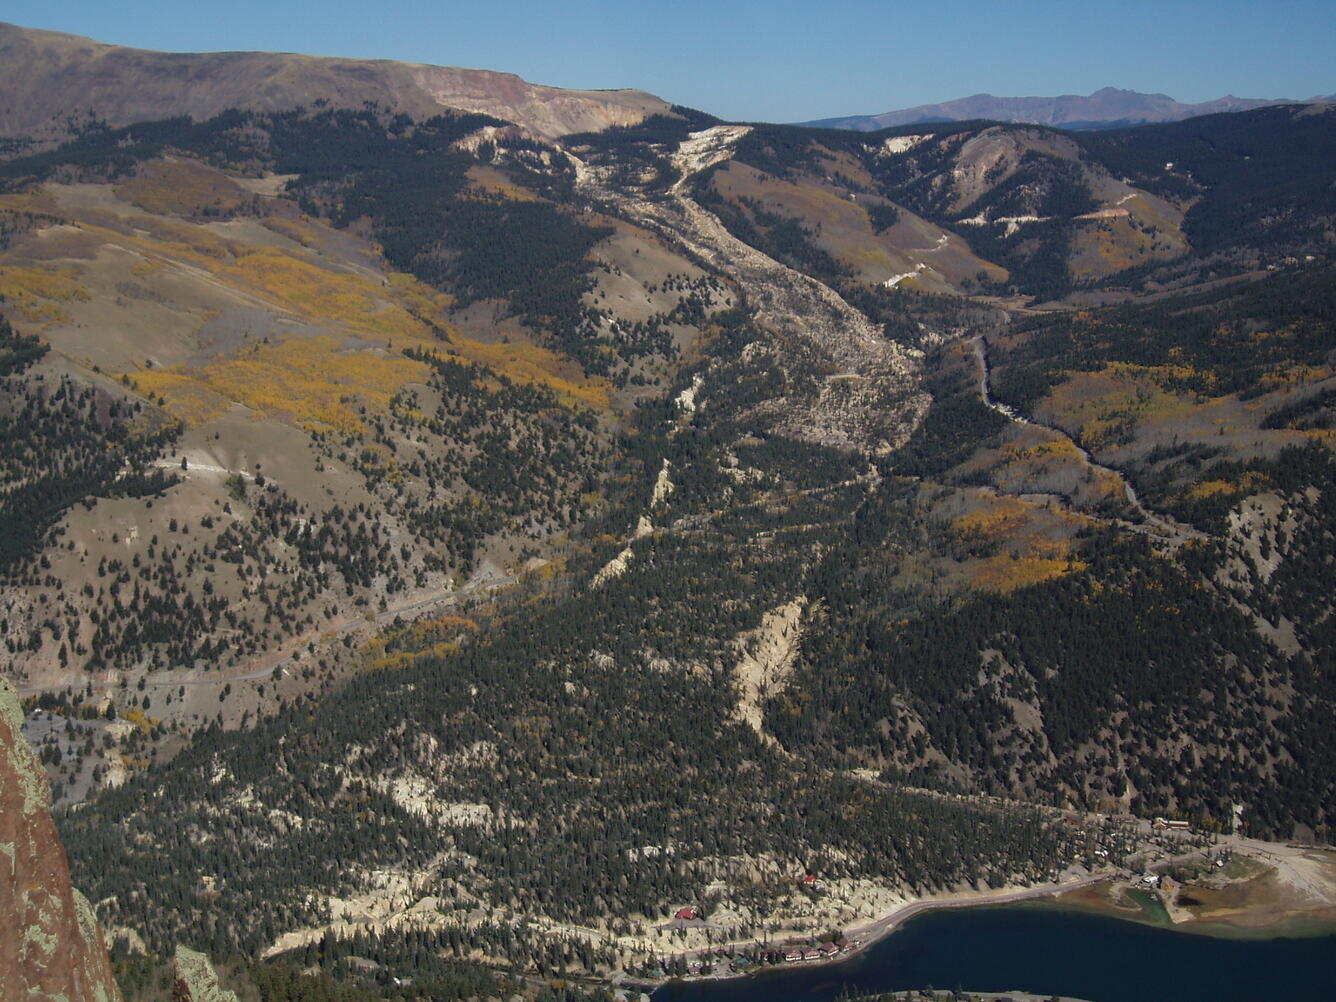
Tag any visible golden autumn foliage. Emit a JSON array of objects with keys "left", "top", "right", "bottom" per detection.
[
  {"left": 126, "top": 371, "right": 235, "bottom": 426},
  {"left": 1255, "top": 364, "right": 1333, "bottom": 391},
  {"left": 119, "top": 707, "right": 159, "bottom": 735},
  {"left": 11, "top": 168, "right": 613, "bottom": 444},
  {"left": 949, "top": 492, "right": 1088, "bottom": 593},
  {"left": 1002, "top": 439, "right": 1082, "bottom": 463},
  {"left": 222, "top": 248, "right": 436, "bottom": 343},
  {"left": 75, "top": 218, "right": 233, "bottom": 271},
  {"left": 1045, "top": 364, "right": 1206, "bottom": 450},
  {"left": 131, "top": 336, "right": 431, "bottom": 433},
  {"left": 971, "top": 555, "right": 1085, "bottom": 593},
  {"left": 1186, "top": 480, "right": 1238, "bottom": 499},
  {"left": 114, "top": 227, "right": 607, "bottom": 412},
  {"left": 448, "top": 334, "right": 612, "bottom": 411},
  {"left": 361, "top": 613, "right": 483, "bottom": 671},
  {"left": 364, "top": 642, "right": 463, "bottom": 672},
  {"left": 385, "top": 271, "right": 455, "bottom": 316},
  {"left": 1185, "top": 471, "right": 1271, "bottom": 501},
  {"left": 0, "top": 264, "right": 89, "bottom": 324},
  {"left": 952, "top": 495, "right": 1034, "bottom": 538}
]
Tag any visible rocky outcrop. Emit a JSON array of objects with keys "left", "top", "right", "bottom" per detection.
[
  {"left": 0, "top": 678, "right": 122, "bottom": 1002},
  {"left": 407, "top": 64, "right": 668, "bottom": 140},
  {"left": 172, "top": 946, "right": 239, "bottom": 1002},
  {"left": 0, "top": 22, "right": 668, "bottom": 145}
]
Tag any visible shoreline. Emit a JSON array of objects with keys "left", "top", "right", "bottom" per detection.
[
  {"left": 840, "top": 871, "right": 1111, "bottom": 952},
  {"left": 638, "top": 873, "right": 1116, "bottom": 990},
  {"left": 644, "top": 841, "right": 1336, "bottom": 991},
  {"left": 1024, "top": 879, "right": 1336, "bottom": 942}
]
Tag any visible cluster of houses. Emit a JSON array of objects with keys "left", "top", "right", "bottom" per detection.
[
  {"left": 781, "top": 937, "right": 850, "bottom": 963},
  {"left": 671, "top": 936, "right": 854, "bottom": 972},
  {"left": 656, "top": 911, "right": 855, "bottom": 979}
]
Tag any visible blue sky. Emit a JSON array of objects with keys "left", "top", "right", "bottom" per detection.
[{"left": 10, "top": 0, "right": 1334, "bottom": 122}]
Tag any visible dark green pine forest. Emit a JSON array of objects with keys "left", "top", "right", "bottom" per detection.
[{"left": 0, "top": 95, "right": 1330, "bottom": 1001}]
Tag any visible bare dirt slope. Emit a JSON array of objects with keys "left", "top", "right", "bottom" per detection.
[{"left": 0, "top": 22, "right": 668, "bottom": 144}]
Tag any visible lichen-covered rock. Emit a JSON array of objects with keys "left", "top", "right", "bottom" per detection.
[
  {"left": 0, "top": 678, "right": 123, "bottom": 1002},
  {"left": 172, "top": 946, "right": 240, "bottom": 1002}
]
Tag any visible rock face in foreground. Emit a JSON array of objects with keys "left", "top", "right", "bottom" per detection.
[
  {"left": 172, "top": 946, "right": 239, "bottom": 1002},
  {"left": 0, "top": 677, "right": 122, "bottom": 1002}
]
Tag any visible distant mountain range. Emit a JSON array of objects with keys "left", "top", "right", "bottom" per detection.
[{"left": 799, "top": 86, "right": 1327, "bottom": 131}]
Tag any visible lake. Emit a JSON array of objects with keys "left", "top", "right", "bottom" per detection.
[{"left": 650, "top": 904, "right": 1336, "bottom": 1002}]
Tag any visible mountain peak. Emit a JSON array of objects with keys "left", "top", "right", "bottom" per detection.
[{"left": 0, "top": 21, "right": 669, "bottom": 143}]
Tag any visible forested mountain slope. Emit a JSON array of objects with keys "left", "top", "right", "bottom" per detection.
[
  {"left": 0, "top": 106, "right": 734, "bottom": 802},
  {"left": 688, "top": 103, "right": 1334, "bottom": 301},
  {"left": 0, "top": 72, "right": 1330, "bottom": 1000}
]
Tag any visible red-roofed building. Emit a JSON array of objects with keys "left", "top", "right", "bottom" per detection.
[{"left": 674, "top": 906, "right": 698, "bottom": 921}]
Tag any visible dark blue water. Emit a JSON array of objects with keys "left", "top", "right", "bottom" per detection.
[{"left": 650, "top": 905, "right": 1336, "bottom": 1002}]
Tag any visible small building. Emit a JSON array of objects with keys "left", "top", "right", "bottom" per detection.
[
  {"left": 1153, "top": 816, "right": 1191, "bottom": 831},
  {"left": 674, "top": 906, "right": 698, "bottom": 921},
  {"left": 803, "top": 948, "right": 821, "bottom": 961},
  {"left": 784, "top": 950, "right": 803, "bottom": 963}
]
